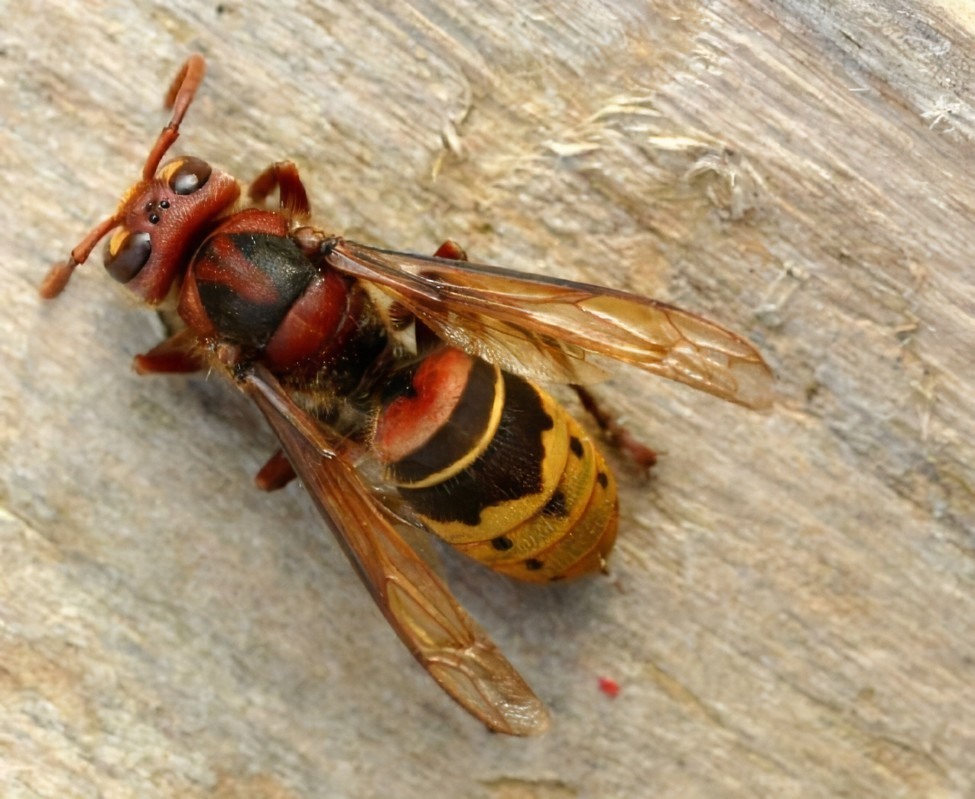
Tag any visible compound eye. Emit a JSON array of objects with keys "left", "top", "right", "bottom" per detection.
[
  {"left": 169, "top": 156, "right": 212, "bottom": 195},
  {"left": 105, "top": 231, "right": 152, "bottom": 283}
]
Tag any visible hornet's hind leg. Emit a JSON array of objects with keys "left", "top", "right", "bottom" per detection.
[{"left": 572, "top": 385, "right": 658, "bottom": 471}]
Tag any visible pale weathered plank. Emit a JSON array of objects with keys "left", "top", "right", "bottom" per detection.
[{"left": 1, "top": 1, "right": 973, "bottom": 797}]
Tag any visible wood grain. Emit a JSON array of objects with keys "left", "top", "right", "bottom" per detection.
[{"left": 2, "top": 1, "right": 973, "bottom": 797}]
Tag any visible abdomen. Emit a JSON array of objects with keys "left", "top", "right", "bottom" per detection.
[{"left": 373, "top": 347, "right": 619, "bottom": 582}]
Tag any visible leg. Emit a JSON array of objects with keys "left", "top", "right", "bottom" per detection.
[
  {"left": 248, "top": 161, "right": 311, "bottom": 218},
  {"left": 132, "top": 328, "right": 207, "bottom": 374},
  {"left": 433, "top": 240, "right": 468, "bottom": 261},
  {"left": 572, "top": 385, "right": 658, "bottom": 471},
  {"left": 255, "top": 449, "right": 297, "bottom": 491}
]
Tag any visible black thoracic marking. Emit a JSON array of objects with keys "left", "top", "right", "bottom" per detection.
[
  {"left": 398, "top": 371, "right": 554, "bottom": 526},
  {"left": 597, "top": 471, "right": 609, "bottom": 488},
  {"left": 525, "top": 558, "right": 544, "bottom": 571},
  {"left": 541, "top": 489, "right": 568, "bottom": 518},
  {"left": 569, "top": 436, "right": 584, "bottom": 458},
  {"left": 491, "top": 535, "right": 514, "bottom": 551},
  {"left": 387, "top": 357, "right": 498, "bottom": 485},
  {"left": 195, "top": 282, "right": 285, "bottom": 347},
  {"left": 196, "top": 233, "right": 315, "bottom": 347}
]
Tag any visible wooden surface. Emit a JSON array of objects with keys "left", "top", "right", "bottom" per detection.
[{"left": 2, "top": 1, "right": 973, "bottom": 797}]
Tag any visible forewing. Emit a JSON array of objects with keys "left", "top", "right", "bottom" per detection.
[
  {"left": 328, "top": 242, "right": 773, "bottom": 408},
  {"left": 243, "top": 369, "right": 550, "bottom": 736}
]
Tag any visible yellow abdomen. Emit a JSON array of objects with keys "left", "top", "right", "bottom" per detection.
[{"left": 375, "top": 348, "right": 619, "bottom": 583}]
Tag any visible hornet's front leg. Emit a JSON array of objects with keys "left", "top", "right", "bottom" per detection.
[
  {"left": 132, "top": 328, "right": 207, "bottom": 375},
  {"left": 248, "top": 161, "right": 311, "bottom": 219}
]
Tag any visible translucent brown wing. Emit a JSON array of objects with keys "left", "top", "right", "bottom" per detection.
[
  {"left": 327, "top": 241, "right": 773, "bottom": 409},
  {"left": 241, "top": 366, "right": 549, "bottom": 736}
]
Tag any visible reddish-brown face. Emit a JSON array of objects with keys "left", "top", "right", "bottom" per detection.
[{"left": 103, "top": 156, "right": 240, "bottom": 304}]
